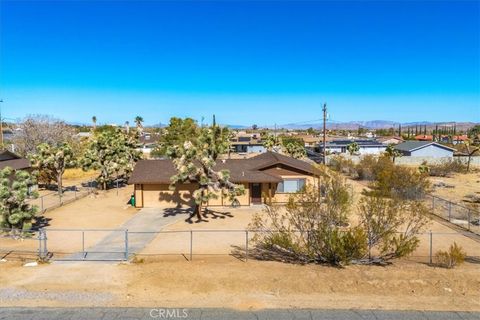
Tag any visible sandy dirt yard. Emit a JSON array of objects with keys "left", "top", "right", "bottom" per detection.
[
  {"left": 429, "top": 172, "right": 480, "bottom": 205},
  {"left": 1, "top": 185, "right": 139, "bottom": 257},
  {"left": 0, "top": 258, "right": 479, "bottom": 311}
]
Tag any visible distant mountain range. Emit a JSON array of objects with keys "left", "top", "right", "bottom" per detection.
[{"left": 226, "top": 121, "right": 478, "bottom": 131}]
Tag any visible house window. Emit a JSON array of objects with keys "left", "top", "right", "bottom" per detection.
[{"left": 276, "top": 179, "right": 306, "bottom": 193}]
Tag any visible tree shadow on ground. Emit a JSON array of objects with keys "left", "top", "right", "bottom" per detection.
[{"left": 32, "top": 216, "right": 52, "bottom": 229}]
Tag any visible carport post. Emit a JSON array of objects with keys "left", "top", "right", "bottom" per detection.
[
  {"left": 429, "top": 231, "right": 433, "bottom": 265},
  {"left": 124, "top": 229, "right": 129, "bottom": 261},
  {"left": 245, "top": 231, "right": 249, "bottom": 262},
  {"left": 189, "top": 230, "right": 193, "bottom": 261}
]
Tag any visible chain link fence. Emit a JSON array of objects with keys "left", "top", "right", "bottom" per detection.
[
  {"left": 426, "top": 194, "right": 480, "bottom": 235},
  {"left": 27, "top": 180, "right": 96, "bottom": 213},
  {"left": 1, "top": 228, "right": 479, "bottom": 265}
]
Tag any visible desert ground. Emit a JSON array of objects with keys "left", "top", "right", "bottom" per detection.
[
  {"left": 1, "top": 175, "right": 480, "bottom": 311},
  {"left": 429, "top": 172, "right": 480, "bottom": 205},
  {"left": 0, "top": 258, "right": 479, "bottom": 311}
]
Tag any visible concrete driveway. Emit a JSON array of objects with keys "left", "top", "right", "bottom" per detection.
[{"left": 59, "top": 207, "right": 190, "bottom": 261}]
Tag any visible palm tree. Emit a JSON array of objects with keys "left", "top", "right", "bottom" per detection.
[
  {"left": 92, "top": 116, "right": 97, "bottom": 130},
  {"left": 135, "top": 116, "right": 144, "bottom": 132}
]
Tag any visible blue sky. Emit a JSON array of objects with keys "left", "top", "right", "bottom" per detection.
[{"left": 0, "top": 0, "right": 479, "bottom": 126}]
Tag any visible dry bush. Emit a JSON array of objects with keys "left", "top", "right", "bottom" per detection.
[
  {"left": 328, "top": 155, "right": 357, "bottom": 176},
  {"left": 435, "top": 242, "right": 466, "bottom": 269},
  {"left": 356, "top": 155, "right": 393, "bottom": 181},
  {"left": 428, "top": 159, "right": 467, "bottom": 177},
  {"left": 367, "top": 165, "right": 431, "bottom": 200},
  {"left": 359, "top": 195, "right": 429, "bottom": 261},
  {"left": 249, "top": 167, "right": 429, "bottom": 266}
]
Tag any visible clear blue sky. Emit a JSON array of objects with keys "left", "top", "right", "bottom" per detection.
[{"left": 0, "top": 0, "right": 479, "bottom": 126}]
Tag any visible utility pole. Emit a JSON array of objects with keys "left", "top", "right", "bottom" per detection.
[
  {"left": 0, "top": 99, "right": 3, "bottom": 148},
  {"left": 322, "top": 103, "right": 327, "bottom": 164}
]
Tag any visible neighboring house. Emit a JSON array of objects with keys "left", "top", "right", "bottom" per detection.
[
  {"left": 128, "top": 151, "right": 316, "bottom": 208},
  {"left": 415, "top": 135, "right": 433, "bottom": 141},
  {"left": 230, "top": 135, "right": 266, "bottom": 154},
  {"left": 297, "top": 135, "right": 321, "bottom": 148},
  {"left": 318, "top": 139, "right": 386, "bottom": 155},
  {"left": 394, "top": 141, "right": 455, "bottom": 158},
  {"left": 137, "top": 132, "right": 160, "bottom": 157},
  {"left": 0, "top": 150, "right": 31, "bottom": 171},
  {"left": 377, "top": 136, "right": 404, "bottom": 145},
  {"left": 74, "top": 132, "right": 92, "bottom": 139}
]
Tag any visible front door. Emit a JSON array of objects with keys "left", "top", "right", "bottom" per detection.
[{"left": 250, "top": 183, "right": 262, "bottom": 204}]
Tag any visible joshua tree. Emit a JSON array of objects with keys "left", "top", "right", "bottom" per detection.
[
  {"left": 29, "top": 143, "right": 76, "bottom": 195},
  {"left": 0, "top": 167, "right": 38, "bottom": 232},
  {"left": 384, "top": 144, "right": 402, "bottom": 163},
  {"left": 347, "top": 142, "right": 360, "bottom": 155},
  {"left": 168, "top": 116, "right": 244, "bottom": 221},
  {"left": 81, "top": 128, "right": 142, "bottom": 190}
]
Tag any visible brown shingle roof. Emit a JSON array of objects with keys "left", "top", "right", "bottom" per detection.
[
  {"left": 128, "top": 151, "right": 314, "bottom": 184},
  {"left": 0, "top": 150, "right": 31, "bottom": 171}
]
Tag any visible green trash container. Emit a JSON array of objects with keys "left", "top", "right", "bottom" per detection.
[{"left": 130, "top": 195, "right": 135, "bottom": 207}]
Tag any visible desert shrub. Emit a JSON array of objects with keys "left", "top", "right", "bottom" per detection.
[
  {"left": 328, "top": 155, "right": 356, "bottom": 176},
  {"left": 250, "top": 169, "right": 365, "bottom": 266},
  {"left": 359, "top": 195, "right": 429, "bottom": 261},
  {"left": 435, "top": 242, "right": 466, "bottom": 269},
  {"left": 249, "top": 167, "right": 429, "bottom": 266},
  {"left": 368, "top": 165, "right": 430, "bottom": 200},
  {"left": 428, "top": 159, "right": 467, "bottom": 177},
  {"left": 356, "top": 154, "right": 393, "bottom": 181}
]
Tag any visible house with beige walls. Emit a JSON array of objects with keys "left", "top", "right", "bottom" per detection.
[{"left": 128, "top": 152, "right": 317, "bottom": 208}]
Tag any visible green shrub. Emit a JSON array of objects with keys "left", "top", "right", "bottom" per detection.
[{"left": 435, "top": 242, "right": 466, "bottom": 269}]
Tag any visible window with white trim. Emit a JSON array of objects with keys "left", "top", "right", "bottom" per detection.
[{"left": 276, "top": 179, "right": 306, "bottom": 193}]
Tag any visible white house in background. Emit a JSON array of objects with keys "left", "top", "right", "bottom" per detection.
[
  {"left": 318, "top": 139, "right": 386, "bottom": 155},
  {"left": 394, "top": 141, "right": 455, "bottom": 158}
]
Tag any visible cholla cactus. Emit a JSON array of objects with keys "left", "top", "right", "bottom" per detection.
[
  {"left": 29, "top": 143, "right": 76, "bottom": 195},
  {"left": 0, "top": 167, "right": 38, "bottom": 231},
  {"left": 81, "top": 128, "right": 142, "bottom": 190},
  {"left": 168, "top": 119, "right": 245, "bottom": 220}
]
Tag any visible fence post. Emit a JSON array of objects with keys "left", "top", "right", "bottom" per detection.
[
  {"left": 467, "top": 209, "right": 471, "bottom": 231},
  {"left": 124, "top": 229, "right": 129, "bottom": 261},
  {"left": 189, "top": 230, "right": 193, "bottom": 261},
  {"left": 432, "top": 196, "right": 435, "bottom": 213},
  {"left": 74, "top": 187, "right": 77, "bottom": 200},
  {"left": 38, "top": 230, "right": 43, "bottom": 260},
  {"left": 245, "top": 230, "right": 249, "bottom": 262},
  {"left": 82, "top": 231, "right": 85, "bottom": 259},
  {"left": 41, "top": 196, "right": 44, "bottom": 212},
  {"left": 448, "top": 202, "right": 451, "bottom": 221},
  {"left": 42, "top": 229, "right": 48, "bottom": 259},
  {"left": 429, "top": 230, "right": 433, "bottom": 265}
]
